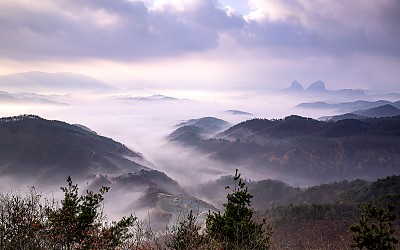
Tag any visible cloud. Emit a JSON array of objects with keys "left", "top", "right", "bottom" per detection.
[
  {"left": 0, "top": 0, "right": 399, "bottom": 62},
  {"left": 244, "top": 0, "right": 400, "bottom": 56},
  {"left": 0, "top": 0, "right": 243, "bottom": 61},
  {"left": 1, "top": 0, "right": 400, "bottom": 91}
]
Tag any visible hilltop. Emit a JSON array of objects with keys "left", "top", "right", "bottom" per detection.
[{"left": 170, "top": 115, "right": 400, "bottom": 184}]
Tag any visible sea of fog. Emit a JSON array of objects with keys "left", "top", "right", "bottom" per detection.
[
  {"left": 2, "top": 86, "right": 397, "bottom": 220},
  {"left": 0, "top": 88, "right": 339, "bottom": 186}
]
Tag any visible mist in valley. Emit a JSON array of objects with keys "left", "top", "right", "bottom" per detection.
[{"left": 2, "top": 76, "right": 400, "bottom": 223}]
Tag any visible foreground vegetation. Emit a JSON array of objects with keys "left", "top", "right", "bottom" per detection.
[
  {"left": 0, "top": 177, "right": 136, "bottom": 249},
  {"left": 0, "top": 171, "right": 272, "bottom": 250},
  {"left": 1, "top": 173, "right": 399, "bottom": 249}
]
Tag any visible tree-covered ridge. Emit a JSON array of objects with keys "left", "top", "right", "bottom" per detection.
[
  {"left": 200, "top": 175, "right": 400, "bottom": 211},
  {"left": 171, "top": 116, "right": 400, "bottom": 183},
  {"left": 218, "top": 115, "right": 400, "bottom": 140},
  {"left": 0, "top": 115, "right": 146, "bottom": 183},
  {"left": 195, "top": 173, "right": 400, "bottom": 249},
  {"left": 262, "top": 175, "right": 400, "bottom": 249}
]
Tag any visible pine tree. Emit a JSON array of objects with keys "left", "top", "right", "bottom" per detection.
[
  {"left": 350, "top": 204, "right": 398, "bottom": 250},
  {"left": 166, "top": 210, "right": 205, "bottom": 250},
  {"left": 45, "top": 176, "right": 136, "bottom": 249},
  {"left": 206, "top": 169, "right": 272, "bottom": 250}
]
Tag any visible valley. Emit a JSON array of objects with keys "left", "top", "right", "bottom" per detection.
[{"left": 1, "top": 73, "right": 400, "bottom": 248}]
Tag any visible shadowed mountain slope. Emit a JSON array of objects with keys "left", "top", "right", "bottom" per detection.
[
  {"left": 0, "top": 115, "right": 219, "bottom": 230},
  {"left": 171, "top": 115, "right": 400, "bottom": 184},
  {"left": 0, "top": 115, "right": 146, "bottom": 183},
  {"left": 320, "top": 104, "right": 400, "bottom": 121},
  {"left": 352, "top": 104, "right": 400, "bottom": 118}
]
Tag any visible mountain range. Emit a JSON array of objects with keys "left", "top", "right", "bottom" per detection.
[
  {"left": 4, "top": 113, "right": 398, "bottom": 196},
  {"left": 224, "top": 110, "right": 254, "bottom": 116},
  {"left": 297, "top": 99, "right": 400, "bottom": 112},
  {"left": 116, "top": 94, "right": 181, "bottom": 102},
  {"left": 1, "top": 112, "right": 400, "bottom": 247},
  {"left": 170, "top": 115, "right": 400, "bottom": 184},
  {"left": 0, "top": 114, "right": 218, "bottom": 228},
  {"left": 283, "top": 80, "right": 365, "bottom": 97},
  {"left": 1, "top": 71, "right": 399, "bottom": 248},
  {"left": 352, "top": 104, "right": 400, "bottom": 117},
  {"left": 0, "top": 91, "right": 68, "bottom": 105},
  {"left": 317, "top": 103, "right": 400, "bottom": 121},
  {"left": 0, "top": 71, "right": 113, "bottom": 92}
]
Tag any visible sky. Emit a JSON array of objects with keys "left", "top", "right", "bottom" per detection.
[{"left": 1, "top": 0, "right": 400, "bottom": 91}]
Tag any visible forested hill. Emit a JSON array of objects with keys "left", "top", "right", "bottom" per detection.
[
  {"left": 252, "top": 175, "right": 400, "bottom": 211},
  {"left": 258, "top": 174, "right": 400, "bottom": 249},
  {"left": 218, "top": 115, "right": 400, "bottom": 140},
  {"left": 0, "top": 115, "right": 146, "bottom": 183},
  {"left": 197, "top": 174, "right": 400, "bottom": 211},
  {"left": 171, "top": 115, "right": 400, "bottom": 184}
]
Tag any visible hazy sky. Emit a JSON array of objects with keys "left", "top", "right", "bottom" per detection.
[{"left": 1, "top": 0, "right": 400, "bottom": 91}]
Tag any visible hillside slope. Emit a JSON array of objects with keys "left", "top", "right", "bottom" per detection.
[
  {"left": 197, "top": 174, "right": 400, "bottom": 249},
  {"left": 171, "top": 115, "right": 400, "bottom": 184},
  {"left": 0, "top": 115, "right": 146, "bottom": 183}
]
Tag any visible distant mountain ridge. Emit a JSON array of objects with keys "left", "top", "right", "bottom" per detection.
[
  {"left": 352, "top": 104, "right": 400, "bottom": 118},
  {"left": 284, "top": 81, "right": 304, "bottom": 92},
  {"left": 117, "top": 94, "right": 182, "bottom": 102},
  {"left": 225, "top": 110, "right": 253, "bottom": 116},
  {"left": 169, "top": 117, "right": 231, "bottom": 141},
  {"left": 0, "top": 71, "right": 113, "bottom": 92},
  {"left": 297, "top": 99, "right": 397, "bottom": 112},
  {"left": 0, "top": 90, "right": 68, "bottom": 105},
  {"left": 319, "top": 103, "right": 400, "bottom": 121},
  {"left": 282, "top": 80, "right": 365, "bottom": 97},
  {"left": 175, "top": 117, "right": 230, "bottom": 129},
  {"left": 307, "top": 80, "right": 328, "bottom": 92}
]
